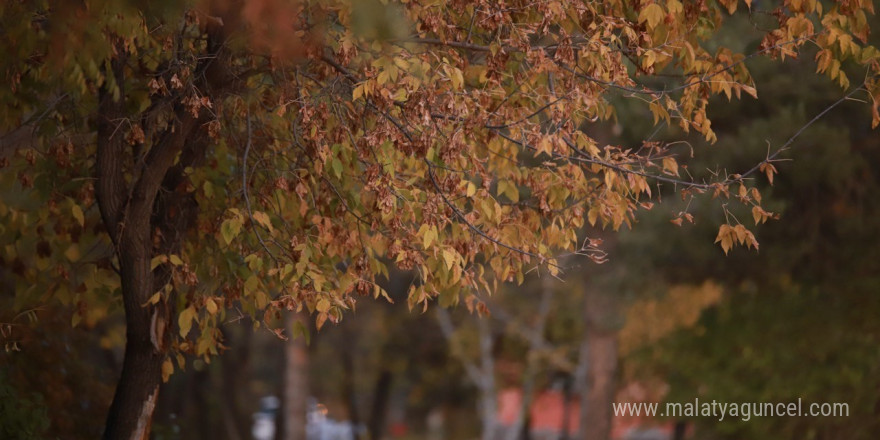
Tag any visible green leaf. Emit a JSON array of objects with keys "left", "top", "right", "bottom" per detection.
[
  {"left": 331, "top": 158, "right": 343, "bottom": 178},
  {"left": 220, "top": 217, "right": 242, "bottom": 245}
]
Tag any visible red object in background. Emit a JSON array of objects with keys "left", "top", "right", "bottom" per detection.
[
  {"left": 389, "top": 421, "right": 408, "bottom": 437},
  {"left": 496, "top": 388, "right": 580, "bottom": 435},
  {"left": 497, "top": 387, "right": 675, "bottom": 439}
]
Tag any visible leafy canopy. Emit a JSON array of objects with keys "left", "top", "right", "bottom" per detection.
[{"left": 2, "top": 0, "right": 878, "bottom": 374}]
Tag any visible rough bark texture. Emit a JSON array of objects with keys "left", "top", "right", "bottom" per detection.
[
  {"left": 96, "top": 43, "right": 165, "bottom": 440},
  {"left": 96, "top": 16, "right": 235, "bottom": 438}
]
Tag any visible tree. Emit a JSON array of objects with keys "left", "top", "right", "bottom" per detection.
[
  {"left": 2, "top": 0, "right": 878, "bottom": 438},
  {"left": 616, "top": 27, "right": 880, "bottom": 437}
]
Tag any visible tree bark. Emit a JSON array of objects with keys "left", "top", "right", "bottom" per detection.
[
  {"left": 100, "top": 107, "right": 199, "bottom": 439},
  {"left": 97, "top": 15, "right": 233, "bottom": 438},
  {"left": 96, "top": 41, "right": 165, "bottom": 440}
]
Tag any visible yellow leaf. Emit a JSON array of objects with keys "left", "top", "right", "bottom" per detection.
[
  {"left": 162, "top": 359, "right": 174, "bottom": 383},
  {"left": 316, "top": 298, "right": 331, "bottom": 313},
  {"left": 442, "top": 249, "right": 456, "bottom": 271},
  {"left": 377, "top": 70, "right": 390, "bottom": 85},
  {"left": 662, "top": 157, "right": 679, "bottom": 176},
  {"left": 449, "top": 67, "right": 464, "bottom": 89},
  {"left": 252, "top": 211, "right": 274, "bottom": 232},
  {"left": 352, "top": 84, "right": 364, "bottom": 100},
  {"left": 144, "top": 291, "right": 162, "bottom": 307},
  {"left": 168, "top": 254, "right": 184, "bottom": 266},
  {"left": 498, "top": 180, "right": 520, "bottom": 203},
  {"left": 643, "top": 50, "right": 656, "bottom": 69},
  {"left": 205, "top": 298, "right": 218, "bottom": 315},
  {"left": 150, "top": 255, "right": 167, "bottom": 270},
  {"left": 178, "top": 306, "right": 196, "bottom": 338},
  {"left": 71, "top": 204, "right": 84, "bottom": 227},
  {"left": 422, "top": 224, "right": 437, "bottom": 249},
  {"left": 64, "top": 244, "right": 81, "bottom": 262},
  {"left": 466, "top": 181, "right": 476, "bottom": 197},
  {"left": 638, "top": 4, "right": 665, "bottom": 28}
]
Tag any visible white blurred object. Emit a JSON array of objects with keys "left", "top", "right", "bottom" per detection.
[
  {"left": 252, "top": 396, "right": 280, "bottom": 440},
  {"left": 252, "top": 395, "right": 360, "bottom": 440}
]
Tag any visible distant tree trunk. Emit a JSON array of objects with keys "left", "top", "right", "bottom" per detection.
[
  {"left": 476, "top": 317, "right": 497, "bottom": 440},
  {"left": 505, "top": 276, "right": 554, "bottom": 440},
  {"left": 673, "top": 421, "right": 687, "bottom": 440},
  {"left": 560, "top": 374, "right": 573, "bottom": 440},
  {"left": 342, "top": 346, "right": 363, "bottom": 440},
  {"left": 220, "top": 326, "right": 252, "bottom": 440},
  {"left": 579, "top": 288, "right": 620, "bottom": 440},
  {"left": 580, "top": 331, "right": 617, "bottom": 440},
  {"left": 279, "top": 313, "right": 309, "bottom": 440},
  {"left": 368, "top": 369, "right": 393, "bottom": 440},
  {"left": 436, "top": 308, "right": 496, "bottom": 440}
]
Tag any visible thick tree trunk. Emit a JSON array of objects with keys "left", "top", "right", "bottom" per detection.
[
  {"left": 102, "top": 213, "right": 166, "bottom": 439},
  {"left": 95, "top": 14, "right": 232, "bottom": 440},
  {"left": 102, "top": 315, "right": 163, "bottom": 439},
  {"left": 95, "top": 41, "right": 164, "bottom": 439}
]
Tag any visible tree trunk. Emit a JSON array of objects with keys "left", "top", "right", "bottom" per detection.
[
  {"left": 579, "top": 288, "right": 620, "bottom": 440},
  {"left": 96, "top": 43, "right": 163, "bottom": 439},
  {"left": 368, "top": 369, "right": 393, "bottom": 440},
  {"left": 342, "top": 345, "right": 363, "bottom": 440},
  {"left": 220, "top": 326, "right": 252, "bottom": 440},
  {"left": 580, "top": 331, "right": 618, "bottom": 440},
  {"left": 477, "top": 316, "right": 497, "bottom": 440},
  {"left": 280, "top": 313, "right": 309, "bottom": 440},
  {"left": 95, "top": 15, "right": 233, "bottom": 440},
  {"left": 505, "top": 276, "right": 554, "bottom": 440},
  {"left": 102, "top": 299, "right": 163, "bottom": 439}
]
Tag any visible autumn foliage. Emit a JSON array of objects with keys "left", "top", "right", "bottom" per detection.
[{"left": 1, "top": 0, "right": 879, "bottom": 437}]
